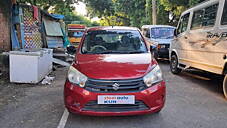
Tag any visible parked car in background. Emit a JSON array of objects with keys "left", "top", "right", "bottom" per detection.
[
  {"left": 169, "top": 0, "right": 227, "bottom": 98},
  {"left": 64, "top": 26, "right": 166, "bottom": 116},
  {"left": 142, "top": 25, "right": 175, "bottom": 59},
  {"left": 68, "top": 24, "right": 86, "bottom": 48}
]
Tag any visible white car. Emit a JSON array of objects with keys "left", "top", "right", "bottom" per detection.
[
  {"left": 142, "top": 25, "right": 175, "bottom": 59},
  {"left": 169, "top": 0, "right": 227, "bottom": 98}
]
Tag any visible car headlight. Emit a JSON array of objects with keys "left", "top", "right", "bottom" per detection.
[
  {"left": 143, "top": 65, "right": 163, "bottom": 87},
  {"left": 68, "top": 66, "right": 87, "bottom": 87}
]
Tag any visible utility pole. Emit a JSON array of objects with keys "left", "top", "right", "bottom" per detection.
[{"left": 152, "top": 0, "right": 157, "bottom": 25}]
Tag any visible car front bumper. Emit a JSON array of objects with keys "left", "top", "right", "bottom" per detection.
[{"left": 64, "top": 80, "right": 166, "bottom": 116}]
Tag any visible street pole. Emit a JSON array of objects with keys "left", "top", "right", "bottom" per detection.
[{"left": 152, "top": 0, "right": 157, "bottom": 25}]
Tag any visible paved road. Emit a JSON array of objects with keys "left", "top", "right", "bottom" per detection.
[{"left": 1, "top": 62, "right": 227, "bottom": 128}]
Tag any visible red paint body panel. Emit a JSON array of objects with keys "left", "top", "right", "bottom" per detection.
[
  {"left": 64, "top": 81, "right": 166, "bottom": 116},
  {"left": 75, "top": 53, "right": 155, "bottom": 80}
]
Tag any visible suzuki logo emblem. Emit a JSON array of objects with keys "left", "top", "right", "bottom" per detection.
[{"left": 112, "top": 83, "right": 120, "bottom": 90}]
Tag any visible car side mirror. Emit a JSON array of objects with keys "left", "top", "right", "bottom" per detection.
[
  {"left": 150, "top": 45, "right": 156, "bottom": 52},
  {"left": 67, "top": 46, "right": 77, "bottom": 55}
]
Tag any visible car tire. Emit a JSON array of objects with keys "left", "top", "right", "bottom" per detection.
[
  {"left": 223, "top": 75, "right": 227, "bottom": 99},
  {"left": 170, "top": 54, "right": 182, "bottom": 74}
]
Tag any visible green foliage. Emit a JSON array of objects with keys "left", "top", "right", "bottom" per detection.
[
  {"left": 18, "top": 0, "right": 98, "bottom": 27},
  {"left": 114, "top": 0, "right": 149, "bottom": 27},
  {"left": 17, "top": 0, "right": 77, "bottom": 11},
  {"left": 19, "top": 0, "right": 206, "bottom": 27},
  {"left": 64, "top": 12, "right": 99, "bottom": 27},
  {"left": 159, "top": 0, "right": 206, "bottom": 25},
  {"left": 83, "top": 0, "right": 115, "bottom": 18}
]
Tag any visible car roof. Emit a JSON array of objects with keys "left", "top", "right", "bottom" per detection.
[
  {"left": 87, "top": 26, "right": 139, "bottom": 31},
  {"left": 181, "top": 0, "right": 218, "bottom": 16},
  {"left": 141, "top": 25, "right": 176, "bottom": 29}
]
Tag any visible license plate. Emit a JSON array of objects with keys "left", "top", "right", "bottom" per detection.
[{"left": 98, "top": 95, "right": 135, "bottom": 104}]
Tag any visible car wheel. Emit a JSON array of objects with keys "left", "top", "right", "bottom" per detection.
[
  {"left": 170, "top": 54, "right": 182, "bottom": 74},
  {"left": 223, "top": 75, "right": 227, "bottom": 99}
]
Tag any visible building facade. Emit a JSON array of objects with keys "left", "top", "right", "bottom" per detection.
[{"left": 0, "top": 0, "right": 12, "bottom": 52}]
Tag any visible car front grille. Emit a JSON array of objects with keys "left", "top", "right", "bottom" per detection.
[
  {"left": 82, "top": 100, "right": 149, "bottom": 112},
  {"left": 85, "top": 78, "right": 147, "bottom": 93}
]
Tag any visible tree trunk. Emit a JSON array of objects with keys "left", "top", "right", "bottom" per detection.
[{"left": 152, "top": 0, "right": 157, "bottom": 25}]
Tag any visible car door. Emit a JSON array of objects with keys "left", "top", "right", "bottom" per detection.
[
  {"left": 187, "top": 1, "right": 221, "bottom": 74},
  {"left": 172, "top": 13, "right": 190, "bottom": 65},
  {"left": 214, "top": 0, "right": 227, "bottom": 74}
]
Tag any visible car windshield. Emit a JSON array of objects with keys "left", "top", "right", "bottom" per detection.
[
  {"left": 81, "top": 30, "right": 147, "bottom": 54},
  {"left": 150, "top": 27, "right": 175, "bottom": 39}
]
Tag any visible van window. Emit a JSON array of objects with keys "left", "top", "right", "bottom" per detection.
[
  {"left": 177, "top": 13, "right": 190, "bottom": 34},
  {"left": 221, "top": 0, "right": 227, "bottom": 25},
  {"left": 191, "top": 3, "right": 219, "bottom": 29}
]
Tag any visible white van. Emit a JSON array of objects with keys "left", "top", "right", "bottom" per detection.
[
  {"left": 170, "top": 0, "right": 227, "bottom": 98},
  {"left": 142, "top": 25, "right": 175, "bottom": 59}
]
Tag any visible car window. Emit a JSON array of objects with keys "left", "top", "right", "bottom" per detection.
[
  {"left": 150, "top": 27, "right": 175, "bottom": 39},
  {"left": 191, "top": 3, "right": 219, "bottom": 29},
  {"left": 177, "top": 13, "right": 190, "bottom": 34},
  {"left": 82, "top": 30, "right": 147, "bottom": 54},
  {"left": 221, "top": 0, "right": 227, "bottom": 25}
]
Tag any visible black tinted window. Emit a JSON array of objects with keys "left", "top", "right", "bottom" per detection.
[
  {"left": 177, "top": 13, "right": 190, "bottom": 34},
  {"left": 191, "top": 3, "right": 219, "bottom": 29},
  {"left": 221, "top": 0, "right": 227, "bottom": 25}
]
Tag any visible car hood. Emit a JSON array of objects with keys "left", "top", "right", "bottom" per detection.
[{"left": 75, "top": 53, "right": 154, "bottom": 80}]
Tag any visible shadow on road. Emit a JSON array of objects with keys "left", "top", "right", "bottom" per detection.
[
  {"left": 66, "top": 112, "right": 165, "bottom": 128},
  {"left": 158, "top": 60, "right": 224, "bottom": 98}
]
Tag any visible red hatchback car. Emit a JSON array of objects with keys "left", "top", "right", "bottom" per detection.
[{"left": 64, "top": 26, "right": 166, "bottom": 116}]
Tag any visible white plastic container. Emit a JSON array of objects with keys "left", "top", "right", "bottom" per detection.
[{"left": 9, "top": 49, "right": 53, "bottom": 83}]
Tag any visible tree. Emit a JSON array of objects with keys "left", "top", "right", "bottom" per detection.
[
  {"left": 82, "top": 0, "right": 171, "bottom": 27},
  {"left": 18, "top": 0, "right": 98, "bottom": 27},
  {"left": 18, "top": 0, "right": 78, "bottom": 11},
  {"left": 112, "top": 0, "right": 149, "bottom": 27},
  {"left": 159, "top": 0, "right": 206, "bottom": 25}
]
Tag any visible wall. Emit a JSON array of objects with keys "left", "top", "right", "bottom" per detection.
[{"left": 0, "top": 0, "right": 12, "bottom": 52}]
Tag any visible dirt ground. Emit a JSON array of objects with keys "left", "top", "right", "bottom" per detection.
[{"left": 0, "top": 66, "right": 68, "bottom": 128}]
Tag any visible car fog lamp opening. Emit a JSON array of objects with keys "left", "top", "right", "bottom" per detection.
[
  {"left": 143, "top": 65, "right": 163, "bottom": 87},
  {"left": 68, "top": 66, "right": 87, "bottom": 88}
]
